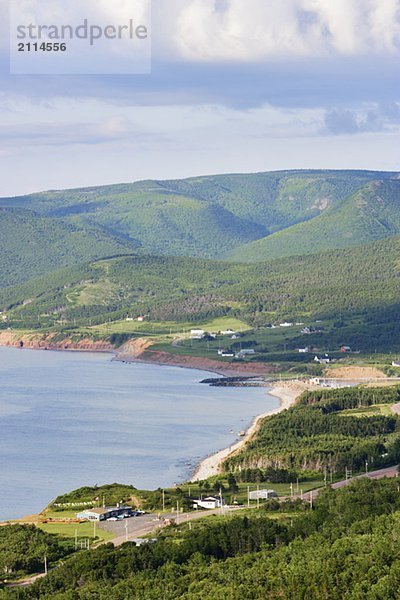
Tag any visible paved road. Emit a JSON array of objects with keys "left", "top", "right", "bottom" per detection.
[
  {"left": 7, "top": 465, "right": 400, "bottom": 587},
  {"left": 102, "top": 465, "right": 400, "bottom": 544},
  {"left": 100, "top": 507, "right": 242, "bottom": 546},
  {"left": 301, "top": 465, "right": 399, "bottom": 502}
]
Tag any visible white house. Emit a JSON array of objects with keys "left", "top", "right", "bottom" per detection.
[
  {"left": 193, "top": 496, "right": 224, "bottom": 510},
  {"left": 218, "top": 350, "right": 235, "bottom": 357},
  {"left": 236, "top": 349, "right": 256, "bottom": 359},
  {"left": 314, "top": 355, "right": 330, "bottom": 364},
  {"left": 190, "top": 329, "right": 205, "bottom": 339},
  {"left": 220, "top": 329, "right": 235, "bottom": 336},
  {"left": 280, "top": 322, "right": 293, "bottom": 327},
  {"left": 392, "top": 361, "right": 400, "bottom": 367}
]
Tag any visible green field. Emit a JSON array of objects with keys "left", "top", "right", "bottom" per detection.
[
  {"left": 38, "top": 521, "right": 114, "bottom": 543},
  {"left": 90, "top": 316, "right": 250, "bottom": 338},
  {"left": 340, "top": 403, "right": 395, "bottom": 417}
]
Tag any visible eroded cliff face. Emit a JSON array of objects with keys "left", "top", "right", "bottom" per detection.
[
  {"left": 0, "top": 331, "right": 114, "bottom": 352},
  {"left": 117, "top": 340, "right": 278, "bottom": 377}
]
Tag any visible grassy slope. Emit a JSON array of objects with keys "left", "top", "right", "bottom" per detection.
[{"left": 231, "top": 179, "right": 400, "bottom": 261}]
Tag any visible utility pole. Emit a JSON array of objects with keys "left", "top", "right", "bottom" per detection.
[
  {"left": 93, "top": 521, "right": 96, "bottom": 539},
  {"left": 365, "top": 459, "right": 369, "bottom": 474},
  {"left": 44, "top": 556, "right": 48, "bottom": 576},
  {"left": 309, "top": 490, "right": 313, "bottom": 510},
  {"left": 247, "top": 486, "right": 250, "bottom": 508},
  {"left": 176, "top": 501, "right": 179, "bottom": 525}
]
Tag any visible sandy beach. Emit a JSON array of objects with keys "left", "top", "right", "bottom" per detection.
[{"left": 190, "top": 381, "right": 306, "bottom": 482}]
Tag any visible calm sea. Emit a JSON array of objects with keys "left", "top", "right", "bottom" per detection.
[{"left": 0, "top": 347, "right": 278, "bottom": 520}]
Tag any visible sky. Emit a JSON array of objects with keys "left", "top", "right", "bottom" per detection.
[{"left": 1, "top": 0, "right": 400, "bottom": 196}]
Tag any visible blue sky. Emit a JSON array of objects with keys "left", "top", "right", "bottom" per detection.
[{"left": 1, "top": 0, "right": 400, "bottom": 196}]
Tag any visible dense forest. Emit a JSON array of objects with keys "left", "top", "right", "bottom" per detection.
[
  {"left": 0, "top": 526, "right": 72, "bottom": 581},
  {"left": 224, "top": 386, "right": 400, "bottom": 476},
  {"left": 3, "top": 478, "right": 400, "bottom": 598}
]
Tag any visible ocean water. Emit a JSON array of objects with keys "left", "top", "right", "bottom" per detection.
[{"left": 0, "top": 347, "right": 278, "bottom": 520}]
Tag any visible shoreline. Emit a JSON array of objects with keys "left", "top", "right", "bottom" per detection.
[
  {"left": 190, "top": 381, "right": 305, "bottom": 482},
  {"left": 0, "top": 332, "right": 275, "bottom": 378}
]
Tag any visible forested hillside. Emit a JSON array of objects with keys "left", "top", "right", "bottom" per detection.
[
  {"left": 232, "top": 178, "right": 400, "bottom": 260},
  {"left": 3, "top": 478, "right": 400, "bottom": 599},
  {"left": 1, "top": 170, "right": 399, "bottom": 277},
  {"left": 0, "top": 207, "right": 135, "bottom": 287},
  {"left": 224, "top": 386, "right": 400, "bottom": 476},
  {"left": 1, "top": 235, "right": 400, "bottom": 351}
]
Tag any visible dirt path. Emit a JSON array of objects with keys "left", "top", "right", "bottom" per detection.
[{"left": 325, "top": 366, "right": 386, "bottom": 380}]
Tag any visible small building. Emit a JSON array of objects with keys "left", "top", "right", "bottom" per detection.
[
  {"left": 218, "top": 350, "right": 235, "bottom": 357},
  {"left": 137, "top": 316, "right": 146, "bottom": 322},
  {"left": 314, "top": 355, "right": 330, "bottom": 364},
  {"left": 248, "top": 489, "right": 278, "bottom": 500},
  {"left": 190, "top": 329, "right": 205, "bottom": 340},
  {"left": 236, "top": 349, "right": 256, "bottom": 359},
  {"left": 193, "top": 496, "right": 224, "bottom": 510},
  {"left": 341, "top": 346, "right": 351, "bottom": 353},
  {"left": 131, "top": 538, "right": 158, "bottom": 547},
  {"left": 392, "top": 361, "right": 400, "bottom": 367},
  {"left": 308, "top": 377, "right": 321, "bottom": 385},
  {"left": 298, "top": 347, "right": 310, "bottom": 353},
  {"left": 220, "top": 329, "right": 235, "bottom": 336},
  {"left": 76, "top": 506, "right": 135, "bottom": 521},
  {"left": 280, "top": 322, "right": 293, "bottom": 327}
]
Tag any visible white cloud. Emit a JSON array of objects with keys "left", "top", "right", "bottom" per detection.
[{"left": 163, "top": 0, "right": 400, "bottom": 62}]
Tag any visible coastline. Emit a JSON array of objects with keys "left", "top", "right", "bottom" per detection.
[
  {"left": 0, "top": 333, "right": 276, "bottom": 378},
  {"left": 190, "top": 381, "right": 305, "bottom": 482}
]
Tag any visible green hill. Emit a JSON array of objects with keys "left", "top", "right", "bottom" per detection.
[
  {"left": 1, "top": 170, "right": 396, "bottom": 267},
  {"left": 230, "top": 178, "right": 400, "bottom": 261},
  {"left": 2, "top": 235, "right": 400, "bottom": 351},
  {"left": 0, "top": 207, "right": 135, "bottom": 288}
]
